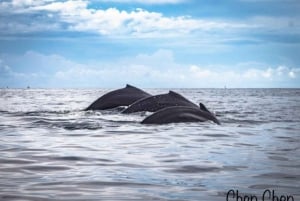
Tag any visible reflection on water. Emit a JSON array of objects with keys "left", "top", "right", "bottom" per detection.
[{"left": 0, "top": 88, "right": 299, "bottom": 200}]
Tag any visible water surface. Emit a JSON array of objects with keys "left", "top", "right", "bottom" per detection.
[{"left": 0, "top": 88, "right": 299, "bottom": 200}]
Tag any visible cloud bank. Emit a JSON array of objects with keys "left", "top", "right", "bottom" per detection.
[
  {"left": 1, "top": 50, "right": 299, "bottom": 88},
  {"left": 0, "top": 0, "right": 298, "bottom": 39}
]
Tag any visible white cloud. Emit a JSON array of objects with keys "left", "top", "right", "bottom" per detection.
[
  {"left": 33, "top": 2, "right": 248, "bottom": 37},
  {"left": 0, "top": 21, "right": 60, "bottom": 34},
  {"left": 31, "top": 0, "right": 88, "bottom": 13},
  {"left": 2, "top": 50, "right": 299, "bottom": 88},
  {"left": 0, "top": 58, "right": 39, "bottom": 87},
  {"left": 289, "top": 68, "right": 300, "bottom": 79},
  {"left": 0, "top": 0, "right": 251, "bottom": 37},
  {"left": 0, "top": 0, "right": 298, "bottom": 40},
  {"left": 0, "top": 0, "right": 299, "bottom": 40},
  {"left": 0, "top": 0, "right": 54, "bottom": 13},
  {"left": 11, "top": 0, "right": 54, "bottom": 7}
]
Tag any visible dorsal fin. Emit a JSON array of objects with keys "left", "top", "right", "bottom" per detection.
[
  {"left": 199, "top": 103, "right": 210, "bottom": 113},
  {"left": 168, "top": 90, "right": 181, "bottom": 97},
  {"left": 168, "top": 90, "right": 191, "bottom": 102},
  {"left": 126, "top": 84, "right": 135, "bottom": 88}
]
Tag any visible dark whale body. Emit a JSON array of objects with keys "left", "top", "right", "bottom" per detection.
[
  {"left": 122, "top": 91, "right": 198, "bottom": 114},
  {"left": 141, "top": 106, "right": 221, "bottom": 125},
  {"left": 85, "top": 84, "right": 151, "bottom": 110}
]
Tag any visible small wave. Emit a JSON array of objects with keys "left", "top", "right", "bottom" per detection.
[
  {"left": 249, "top": 184, "right": 300, "bottom": 190},
  {"left": 0, "top": 158, "right": 35, "bottom": 165},
  {"left": 165, "top": 165, "right": 222, "bottom": 174},
  {"left": 22, "top": 165, "right": 71, "bottom": 172},
  {"left": 158, "top": 158, "right": 191, "bottom": 163},
  {"left": 222, "top": 165, "right": 248, "bottom": 171},
  {"left": 222, "top": 118, "right": 269, "bottom": 124},
  {"left": 14, "top": 110, "right": 73, "bottom": 116},
  {"left": 49, "top": 156, "right": 114, "bottom": 163},
  {"left": 30, "top": 119, "right": 103, "bottom": 130},
  {"left": 50, "top": 156, "right": 90, "bottom": 162},
  {"left": 63, "top": 123, "right": 102, "bottom": 130},
  {"left": 74, "top": 181, "right": 158, "bottom": 187},
  {"left": 234, "top": 143, "right": 258, "bottom": 147},
  {"left": 203, "top": 133, "right": 232, "bottom": 138},
  {"left": 220, "top": 110, "right": 241, "bottom": 115},
  {"left": 104, "top": 130, "right": 152, "bottom": 135},
  {"left": 253, "top": 172, "right": 300, "bottom": 180},
  {"left": 0, "top": 194, "right": 56, "bottom": 201},
  {"left": 268, "top": 155, "right": 289, "bottom": 161}
]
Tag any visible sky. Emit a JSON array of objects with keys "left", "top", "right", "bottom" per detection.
[{"left": 0, "top": 0, "right": 299, "bottom": 88}]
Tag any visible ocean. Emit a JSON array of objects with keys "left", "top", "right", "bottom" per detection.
[{"left": 0, "top": 88, "right": 299, "bottom": 201}]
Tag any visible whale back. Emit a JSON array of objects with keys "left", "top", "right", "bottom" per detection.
[
  {"left": 141, "top": 106, "right": 221, "bottom": 125},
  {"left": 85, "top": 84, "right": 151, "bottom": 110},
  {"left": 122, "top": 90, "right": 198, "bottom": 113}
]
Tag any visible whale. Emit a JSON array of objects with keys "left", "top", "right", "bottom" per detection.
[
  {"left": 141, "top": 105, "right": 221, "bottom": 125},
  {"left": 85, "top": 84, "right": 151, "bottom": 110},
  {"left": 122, "top": 91, "right": 198, "bottom": 114}
]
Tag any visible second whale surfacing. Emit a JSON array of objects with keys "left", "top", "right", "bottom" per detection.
[
  {"left": 85, "top": 84, "right": 151, "bottom": 110},
  {"left": 122, "top": 91, "right": 198, "bottom": 114},
  {"left": 141, "top": 106, "right": 221, "bottom": 125}
]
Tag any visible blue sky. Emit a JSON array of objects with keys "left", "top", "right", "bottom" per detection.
[{"left": 0, "top": 0, "right": 299, "bottom": 88}]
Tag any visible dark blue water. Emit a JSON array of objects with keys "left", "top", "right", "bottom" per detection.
[{"left": 0, "top": 88, "right": 299, "bottom": 201}]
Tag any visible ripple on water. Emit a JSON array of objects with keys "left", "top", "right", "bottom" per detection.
[
  {"left": 249, "top": 184, "right": 300, "bottom": 191},
  {"left": 268, "top": 155, "right": 289, "bottom": 161},
  {"left": 159, "top": 158, "right": 191, "bottom": 163},
  {"left": 253, "top": 172, "right": 300, "bottom": 180},
  {"left": 203, "top": 133, "right": 232, "bottom": 138},
  {"left": 165, "top": 165, "right": 222, "bottom": 174},
  {"left": 74, "top": 181, "right": 159, "bottom": 188},
  {"left": 22, "top": 165, "right": 71, "bottom": 172},
  {"left": 0, "top": 158, "right": 35, "bottom": 165}
]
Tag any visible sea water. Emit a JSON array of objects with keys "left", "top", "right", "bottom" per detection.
[{"left": 0, "top": 88, "right": 299, "bottom": 201}]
